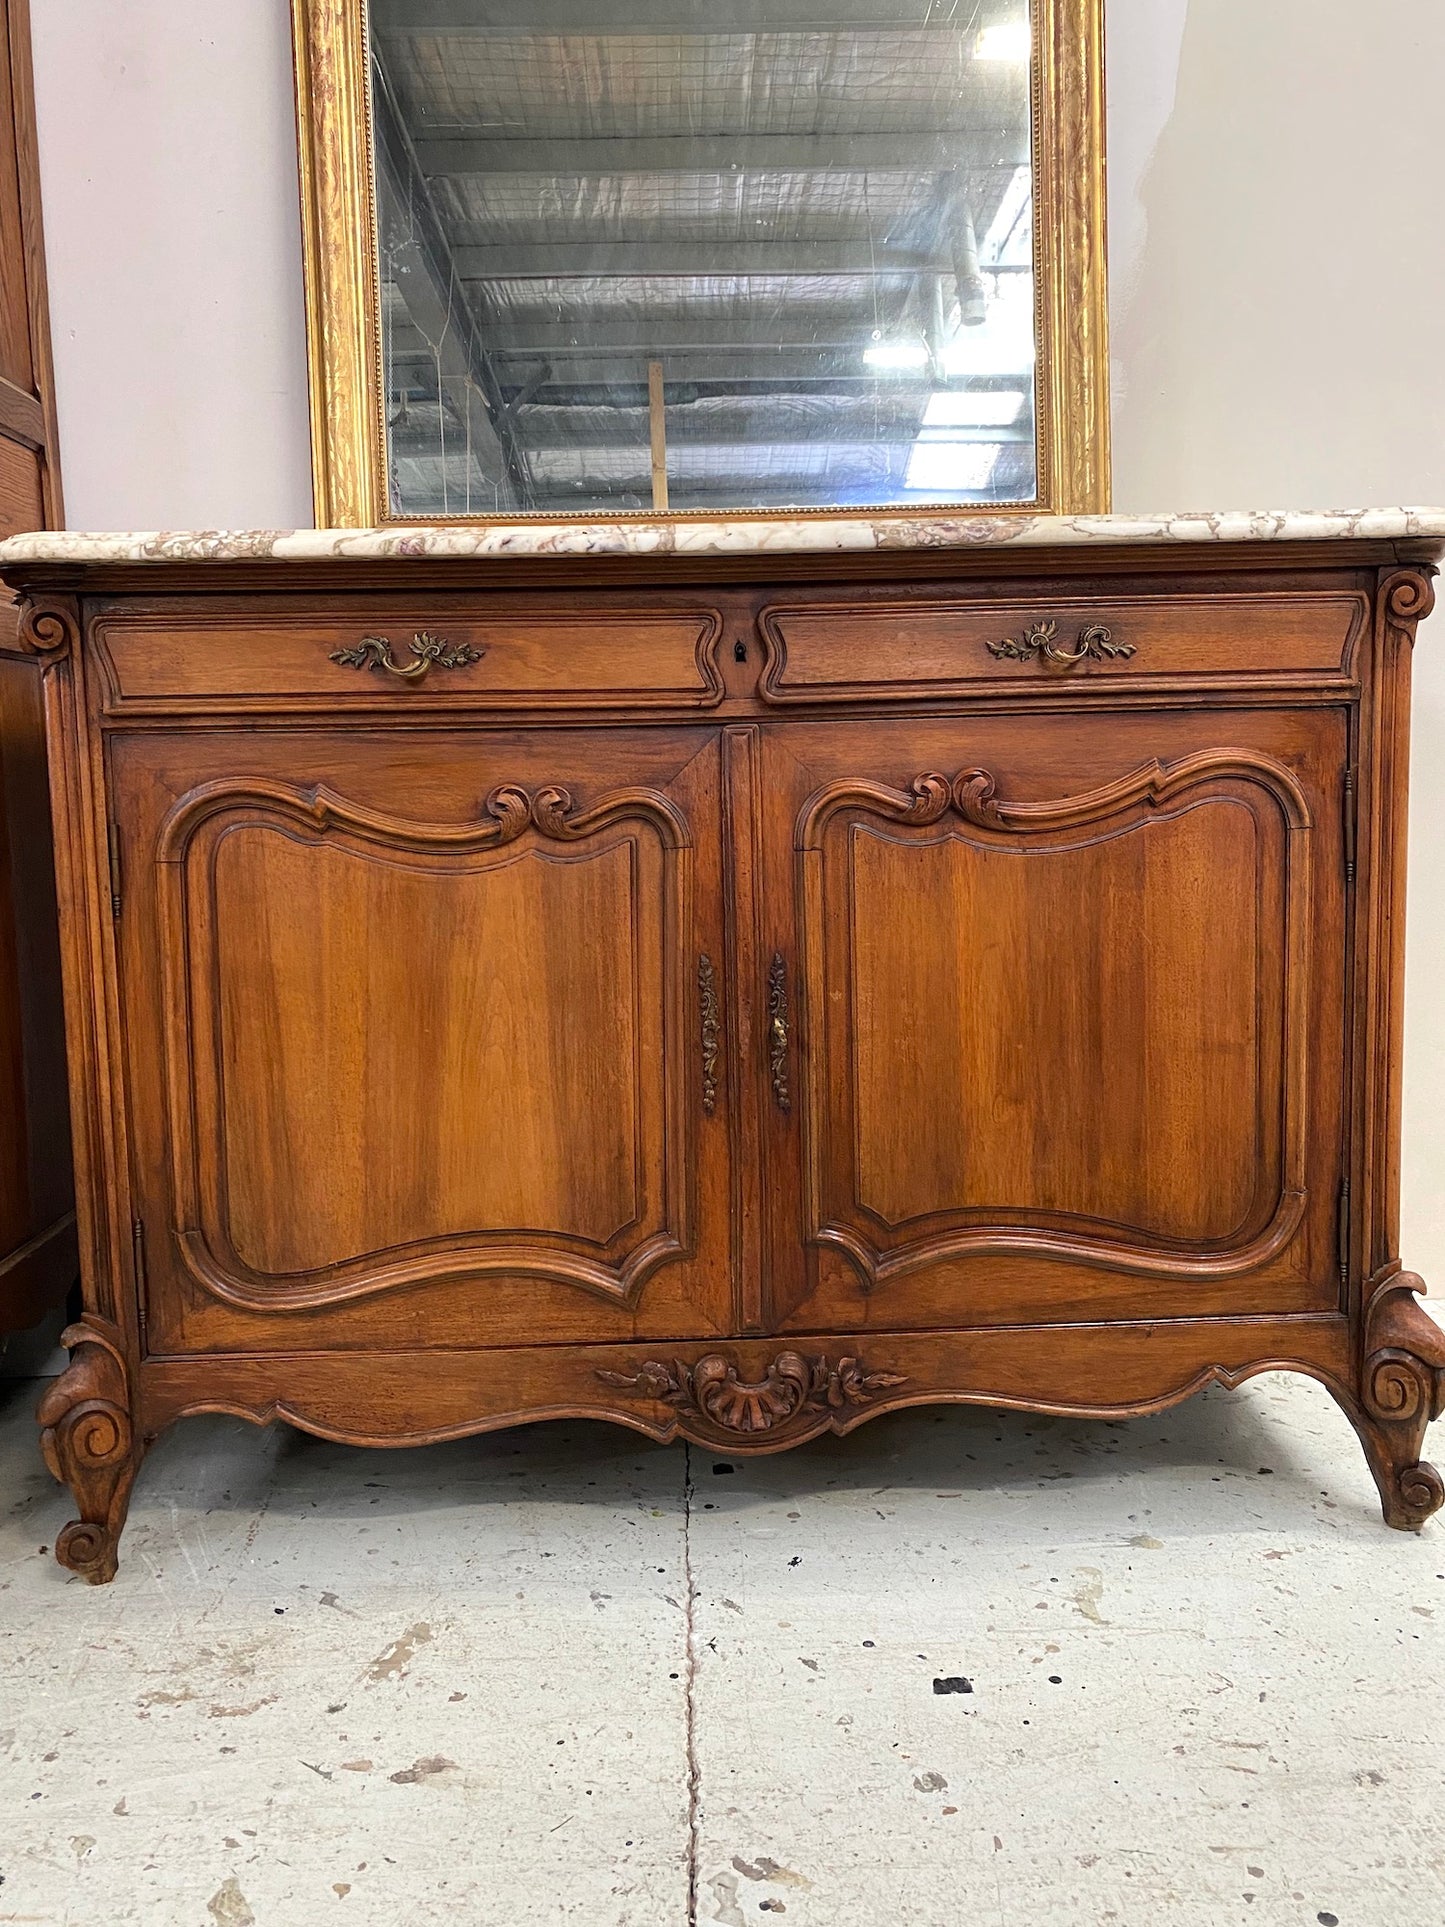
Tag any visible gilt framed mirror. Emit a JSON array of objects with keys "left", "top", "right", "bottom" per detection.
[{"left": 292, "top": 0, "right": 1108, "bottom": 524}]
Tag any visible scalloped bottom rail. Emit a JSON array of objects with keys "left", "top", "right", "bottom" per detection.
[{"left": 34, "top": 1295, "right": 1445, "bottom": 1582}]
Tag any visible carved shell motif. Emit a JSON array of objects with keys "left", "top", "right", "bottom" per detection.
[{"left": 598, "top": 1351, "right": 909, "bottom": 1436}]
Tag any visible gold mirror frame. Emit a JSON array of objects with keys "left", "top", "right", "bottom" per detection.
[{"left": 292, "top": 0, "right": 1109, "bottom": 526}]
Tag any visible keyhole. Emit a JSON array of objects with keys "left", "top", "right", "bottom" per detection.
[{"left": 734, "top": 641, "right": 748, "bottom": 663}]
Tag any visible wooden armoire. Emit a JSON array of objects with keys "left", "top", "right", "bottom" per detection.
[{"left": 0, "top": 0, "right": 73, "bottom": 1347}]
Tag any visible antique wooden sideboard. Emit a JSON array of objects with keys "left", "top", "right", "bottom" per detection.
[{"left": 3, "top": 510, "right": 1444, "bottom": 1581}]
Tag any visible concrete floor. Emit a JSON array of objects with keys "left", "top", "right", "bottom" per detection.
[{"left": 1, "top": 1366, "right": 1443, "bottom": 1927}]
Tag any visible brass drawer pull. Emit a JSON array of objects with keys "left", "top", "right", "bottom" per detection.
[
  {"left": 699, "top": 953, "right": 721, "bottom": 1116},
  {"left": 768, "top": 952, "right": 791, "bottom": 1113},
  {"left": 330, "top": 631, "right": 484, "bottom": 682},
  {"left": 985, "top": 620, "right": 1134, "bottom": 669}
]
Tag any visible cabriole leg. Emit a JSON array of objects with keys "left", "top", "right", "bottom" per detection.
[
  {"left": 1345, "top": 1275, "right": 1445, "bottom": 1532},
  {"left": 36, "top": 1321, "right": 142, "bottom": 1583}
]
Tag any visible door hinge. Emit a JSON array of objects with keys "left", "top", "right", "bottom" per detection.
[
  {"left": 1337, "top": 1180, "right": 1351, "bottom": 1285},
  {"left": 107, "top": 822, "right": 123, "bottom": 917},
  {"left": 131, "top": 1217, "right": 149, "bottom": 1351},
  {"left": 1343, "top": 766, "right": 1357, "bottom": 886}
]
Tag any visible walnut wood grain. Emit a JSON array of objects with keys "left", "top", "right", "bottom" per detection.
[
  {"left": 0, "top": 0, "right": 69, "bottom": 1349},
  {"left": 5, "top": 538, "right": 1441, "bottom": 1577},
  {"left": 155, "top": 773, "right": 699, "bottom": 1310},
  {"left": 92, "top": 598, "right": 727, "bottom": 713},
  {"left": 129, "top": 1316, "right": 1355, "bottom": 1455},
  {"left": 1327, "top": 1272, "right": 1445, "bottom": 1530},
  {"left": 759, "top": 588, "right": 1366, "bottom": 703}
]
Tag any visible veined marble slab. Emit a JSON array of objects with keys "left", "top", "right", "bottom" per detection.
[{"left": 2, "top": 507, "right": 1445, "bottom": 566}]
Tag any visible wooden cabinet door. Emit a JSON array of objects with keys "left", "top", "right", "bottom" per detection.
[
  {"left": 113, "top": 726, "right": 732, "bottom": 1352},
  {"left": 0, "top": 0, "right": 72, "bottom": 1332},
  {"left": 757, "top": 707, "right": 1348, "bottom": 1332}
]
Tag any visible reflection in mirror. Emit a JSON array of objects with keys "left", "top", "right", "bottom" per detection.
[{"left": 369, "top": 0, "right": 1037, "bottom": 517}]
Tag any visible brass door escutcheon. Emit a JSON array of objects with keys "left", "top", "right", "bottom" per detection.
[
  {"left": 330, "top": 631, "right": 484, "bottom": 682},
  {"left": 768, "top": 952, "right": 791, "bottom": 1113},
  {"left": 698, "top": 953, "right": 721, "bottom": 1117}
]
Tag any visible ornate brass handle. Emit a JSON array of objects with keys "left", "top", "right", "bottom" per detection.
[
  {"left": 985, "top": 620, "right": 1134, "bottom": 670},
  {"left": 699, "top": 953, "right": 721, "bottom": 1116},
  {"left": 768, "top": 952, "right": 791, "bottom": 1113},
  {"left": 330, "top": 631, "right": 484, "bottom": 682}
]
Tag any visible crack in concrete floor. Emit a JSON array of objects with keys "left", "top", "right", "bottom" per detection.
[
  {"left": 681, "top": 1441, "right": 702, "bottom": 1927},
  {"left": 1, "top": 1366, "right": 1443, "bottom": 1925}
]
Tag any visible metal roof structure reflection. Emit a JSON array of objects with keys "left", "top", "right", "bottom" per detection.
[{"left": 370, "top": 0, "right": 1038, "bottom": 516}]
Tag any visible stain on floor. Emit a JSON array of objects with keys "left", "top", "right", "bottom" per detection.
[
  {"left": 1, "top": 1366, "right": 1443, "bottom": 1925},
  {"left": 365, "top": 1622, "right": 433, "bottom": 1684}
]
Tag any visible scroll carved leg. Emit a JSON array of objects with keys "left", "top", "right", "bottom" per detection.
[
  {"left": 1345, "top": 1275, "right": 1445, "bottom": 1532},
  {"left": 36, "top": 1321, "right": 141, "bottom": 1583}
]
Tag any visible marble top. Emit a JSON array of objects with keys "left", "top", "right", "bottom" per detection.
[{"left": 3, "top": 508, "right": 1444, "bottom": 567}]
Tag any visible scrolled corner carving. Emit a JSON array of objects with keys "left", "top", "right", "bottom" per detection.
[
  {"left": 1363, "top": 1274, "right": 1445, "bottom": 1428},
  {"left": 1394, "top": 1460, "right": 1445, "bottom": 1523},
  {"left": 483, "top": 783, "right": 533, "bottom": 845},
  {"left": 15, "top": 595, "right": 80, "bottom": 660},
  {"left": 597, "top": 1350, "right": 909, "bottom": 1438},
  {"left": 1382, "top": 569, "right": 1437, "bottom": 630},
  {"left": 1355, "top": 1272, "right": 1445, "bottom": 1531},
  {"left": 801, "top": 751, "right": 1311, "bottom": 856},
  {"left": 35, "top": 1320, "right": 139, "bottom": 1584},
  {"left": 530, "top": 784, "right": 582, "bottom": 841},
  {"left": 1364, "top": 1349, "right": 1445, "bottom": 1427},
  {"left": 899, "top": 774, "right": 954, "bottom": 826},
  {"left": 480, "top": 781, "right": 689, "bottom": 851},
  {"left": 952, "top": 768, "right": 1004, "bottom": 830}
]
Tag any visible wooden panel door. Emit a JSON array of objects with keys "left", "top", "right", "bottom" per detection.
[
  {"left": 112, "top": 725, "right": 732, "bottom": 1352},
  {"left": 0, "top": 0, "right": 72, "bottom": 1336},
  {"left": 757, "top": 706, "right": 1349, "bottom": 1332}
]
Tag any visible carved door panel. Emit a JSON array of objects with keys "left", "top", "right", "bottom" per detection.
[
  {"left": 757, "top": 708, "right": 1348, "bottom": 1332},
  {"left": 112, "top": 727, "right": 732, "bottom": 1352}
]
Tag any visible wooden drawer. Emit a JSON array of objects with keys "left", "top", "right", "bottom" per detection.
[
  {"left": 757, "top": 588, "right": 1366, "bottom": 703},
  {"left": 93, "top": 596, "right": 726, "bottom": 712}
]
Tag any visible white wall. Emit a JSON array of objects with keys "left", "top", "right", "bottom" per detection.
[
  {"left": 1107, "top": 0, "right": 1445, "bottom": 1288},
  {"left": 29, "top": 2, "right": 314, "bottom": 530},
  {"left": 24, "top": 0, "right": 1445, "bottom": 1281}
]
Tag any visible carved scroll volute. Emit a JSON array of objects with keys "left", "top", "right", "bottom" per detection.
[
  {"left": 15, "top": 595, "right": 80, "bottom": 659},
  {"left": 1364, "top": 1278, "right": 1445, "bottom": 1422},
  {"left": 1358, "top": 1275, "right": 1445, "bottom": 1530},
  {"left": 952, "top": 769, "right": 1005, "bottom": 830},
  {"left": 1381, "top": 568, "right": 1437, "bottom": 637},
  {"left": 36, "top": 1321, "right": 139, "bottom": 1584},
  {"left": 480, "top": 782, "right": 689, "bottom": 852},
  {"left": 484, "top": 784, "right": 533, "bottom": 845}
]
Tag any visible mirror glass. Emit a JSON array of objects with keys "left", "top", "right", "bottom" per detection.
[{"left": 369, "top": 1, "right": 1037, "bottom": 517}]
